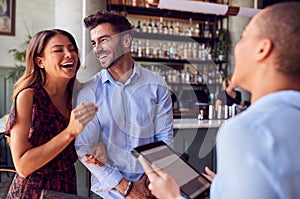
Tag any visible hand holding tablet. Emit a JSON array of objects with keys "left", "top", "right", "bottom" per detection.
[
  {"left": 139, "top": 155, "right": 182, "bottom": 199},
  {"left": 132, "top": 141, "right": 210, "bottom": 199}
]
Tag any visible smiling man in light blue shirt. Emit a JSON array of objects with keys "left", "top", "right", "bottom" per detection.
[{"left": 75, "top": 10, "right": 173, "bottom": 199}]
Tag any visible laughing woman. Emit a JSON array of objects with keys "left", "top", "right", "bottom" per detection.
[{"left": 4, "top": 29, "right": 98, "bottom": 198}]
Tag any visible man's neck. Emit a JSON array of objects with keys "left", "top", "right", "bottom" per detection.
[{"left": 108, "top": 53, "right": 134, "bottom": 84}]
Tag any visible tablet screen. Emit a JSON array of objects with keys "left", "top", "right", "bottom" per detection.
[{"left": 134, "top": 141, "right": 210, "bottom": 199}]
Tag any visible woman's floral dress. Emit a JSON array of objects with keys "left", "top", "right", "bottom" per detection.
[{"left": 5, "top": 83, "right": 78, "bottom": 198}]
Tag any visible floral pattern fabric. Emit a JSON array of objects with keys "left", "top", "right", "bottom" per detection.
[{"left": 5, "top": 83, "right": 78, "bottom": 199}]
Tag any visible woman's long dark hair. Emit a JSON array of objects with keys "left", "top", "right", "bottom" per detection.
[{"left": 12, "top": 29, "right": 81, "bottom": 106}]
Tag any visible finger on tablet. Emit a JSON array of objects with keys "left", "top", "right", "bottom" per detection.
[{"left": 138, "top": 155, "right": 153, "bottom": 173}]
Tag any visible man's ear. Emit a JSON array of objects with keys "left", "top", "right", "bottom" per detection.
[
  {"left": 122, "top": 34, "right": 132, "bottom": 49},
  {"left": 35, "top": 57, "right": 44, "bottom": 68},
  {"left": 256, "top": 38, "right": 272, "bottom": 61}
]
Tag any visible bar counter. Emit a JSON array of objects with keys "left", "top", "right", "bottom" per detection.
[
  {"left": 172, "top": 119, "right": 224, "bottom": 174},
  {"left": 173, "top": 118, "right": 224, "bottom": 129}
]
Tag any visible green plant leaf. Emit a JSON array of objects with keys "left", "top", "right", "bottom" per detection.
[{"left": 7, "top": 34, "right": 31, "bottom": 83}]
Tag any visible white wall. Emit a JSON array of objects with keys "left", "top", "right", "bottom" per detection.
[
  {"left": 0, "top": 0, "right": 55, "bottom": 68},
  {"left": 0, "top": 0, "right": 106, "bottom": 83}
]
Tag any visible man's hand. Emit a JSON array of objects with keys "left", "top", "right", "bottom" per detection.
[
  {"left": 85, "top": 154, "right": 104, "bottom": 166},
  {"left": 84, "top": 141, "right": 107, "bottom": 166},
  {"left": 126, "top": 175, "right": 153, "bottom": 199}
]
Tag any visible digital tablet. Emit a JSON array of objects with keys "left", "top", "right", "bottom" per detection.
[{"left": 132, "top": 141, "right": 210, "bottom": 199}]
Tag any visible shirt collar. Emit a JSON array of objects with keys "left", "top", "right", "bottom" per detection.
[
  {"left": 253, "top": 90, "right": 300, "bottom": 110},
  {"left": 101, "top": 60, "right": 140, "bottom": 85}
]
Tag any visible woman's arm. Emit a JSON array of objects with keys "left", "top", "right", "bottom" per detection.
[{"left": 10, "top": 88, "right": 97, "bottom": 177}]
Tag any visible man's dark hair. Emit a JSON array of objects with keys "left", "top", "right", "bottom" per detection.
[{"left": 84, "top": 10, "right": 133, "bottom": 35}]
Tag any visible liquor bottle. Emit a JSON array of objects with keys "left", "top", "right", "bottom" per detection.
[
  {"left": 185, "top": 67, "right": 192, "bottom": 83},
  {"left": 169, "top": 21, "right": 174, "bottom": 35},
  {"left": 148, "top": 19, "right": 153, "bottom": 33},
  {"left": 153, "top": 20, "right": 158, "bottom": 34},
  {"left": 159, "top": 17, "right": 164, "bottom": 34},
  {"left": 132, "top": 0, "right": 137, "bottom": 6},
  {"left": 175, "top": 22, "right": 180, "bottom": 35},
  {"left": 192, "top": 43, "right": 198, "bottom": 60},
  {"left": 142, "top": 19, "right": 148, "bottom": 33},
  {"left": 183, "top": 43, "right": 188, "bottom": 59},
  {"left": 186, "top": 18, "right": 193, "bottom": 36},
  {"left": 152, "top": 41, "right": 159, "bottom": 58},
  {"left": 136, "top": 20, "right": 141, "bottom": 32},
  {"left": 163, "top": 21, "right": 169, "bottom": 34},
  {"left": 130, "top": 39, "right": 138, "bottom": 57},
  {"left": 204, "top": 20, "right": 210, "bottom": 38},
  {"left": 194, "top": 23, "right": 200, "bottom": 37},
  {"left": 137, "top": 40, "right": 142, "bottom": 57},
  {"left": 145, "top": 40, "right": 151, "bottom": 58}
]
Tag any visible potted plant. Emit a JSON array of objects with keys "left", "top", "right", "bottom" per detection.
[{"left": 6, "top": 35, "right": 31, "bottom": 83}]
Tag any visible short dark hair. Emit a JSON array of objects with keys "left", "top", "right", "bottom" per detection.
[
  {"left": 256, "top": 2, "right": 300, "bottom": 77},
  {"left": 84, "top": 10, "right": 133, "bottom": 35}
]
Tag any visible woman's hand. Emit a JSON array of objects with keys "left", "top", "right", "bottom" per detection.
[
  {"left": 68, "top": 102, "right": 98, "bottom": 137},
  {"left": 202, "top": 166, "right": 216, "bottom": 182},
  {"left": 139, "top": 156, "right": 181, "bottom": 199}
]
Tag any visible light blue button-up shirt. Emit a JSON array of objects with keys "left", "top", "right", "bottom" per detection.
[
  {"left": 211, "top": 90, "right": 300, "bottom": 199},
  {"left": 75, "top": 62, "right": 173, "bottom": 198}
]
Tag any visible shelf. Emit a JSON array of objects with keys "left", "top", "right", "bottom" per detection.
[
  {"left": 133, "top": 32, "right": 216, "bottom": 43},
  {"left": 108, "top": 4, "right": 225, "bottom": 21},
  {"left": 134, "top": 57, "right": 227, "bottom": 65}
]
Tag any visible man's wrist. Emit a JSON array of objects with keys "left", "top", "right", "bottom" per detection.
[
  {"left": 116, "top": 178, "right": 133, "bottom": 196},
  {"left": 124, "top": 180, "right": 133, "bottom": 196}
]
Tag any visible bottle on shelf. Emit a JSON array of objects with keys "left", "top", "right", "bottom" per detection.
[
  {"left": 159, "top": 17, "right": 164, "bottom": 34},
  {"left": 174, "top": 22, "right": 181, "bottom": 35},
  {"left": 142, "top": 40, "right": 146, "bottom": 57},
  {"left": 204, "top": 20, "right": 210, "bottom": 38},
  {"left": 183, "top": 43, "right": 188, "bottom": 60},
  {"left": 131, "top": 0, "right": 137, "bottom": 7},
  {"left": 169, "top": 21, "right": 174, "bottom": 35},
  {"left": 192, "top": 43, "right": 198, "bottom": 60},
  {"left": 196, "top": 70, "right": 203, "bottom": 84},
  {"left": 152, "top": 41, "right": 159, "bottom": 59},
  {"left": 137, "top": 40, "right": 143, "bottom": 57},
  {"left": 142, "top": 19, "right": 148, "bottom": 32},
  {"left": 145, "top": 40, "right": 151, "bottom": 58},
  {"left": 158, "top": 42, "right": 163, "bottom": 58},
  {"left": 169, "top": 42, "right": 175, "bottom": 59},
  {"left": 186, "top": 18, "right": 193, "bottom": 37},
  {"left": 188, "top": 43, "right": 193, "bottom": 60},
  {"left": 148, "top": 19, "right": 153, "bottom": 33},
  {"left": 162, "top": 42, "right": 168, "bottom": 58},
  {"left": 131, "top": 39, "right": 138, "bottom": 57},
  {"left": 194, "top": 23, "right": 201, "bottom": 37},
  {"left": 185, "top": 67, "right": 192, "bottom": 83},
  {"left": 163, "top": 21, "right": 169, "bottom": 34},
  {"left": 136, "top": 20, "right": 141, "bottom": 32},
  {"left": 153, "top": 20, "right": 158, "bottom": 34}
]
